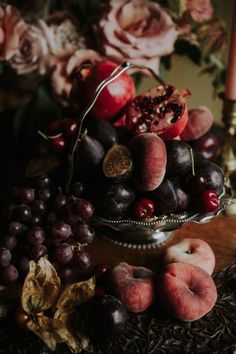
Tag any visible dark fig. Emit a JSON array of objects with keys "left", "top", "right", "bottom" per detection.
[
  {"left": 102, "top": 145, "right": 133, "bottom": 182},
  {"left": 75, "top": 134, "right": 105, "bottom": 180},
  {"left": 165, "top": 140, "right": 192, "bottom": 177},
  {"left": 86, "top": 118, "right": 119, "bottom": 149},
  {"left": 93, "top": 183, "right": 135, "bottom": 218}
]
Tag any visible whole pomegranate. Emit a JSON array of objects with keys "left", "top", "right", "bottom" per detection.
[
  {"left": 70, "top": 61, "right": 135, "bottom": 121},
  {"left": 126, "top": 84, "right": 191, "bottom": 140}
]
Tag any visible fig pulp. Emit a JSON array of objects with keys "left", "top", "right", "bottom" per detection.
[{"left": 102, "top": 145, "right": 133, "bottom": 182}]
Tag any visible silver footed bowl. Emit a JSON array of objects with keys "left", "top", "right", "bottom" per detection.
[{"left": 91, "top": 186, "right": 232, "bottom": 250}]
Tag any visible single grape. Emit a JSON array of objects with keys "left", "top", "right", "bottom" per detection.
[
  {"left": 17, "top": 256, "right": 30, "bottom": 277},
  {"left": 0, "top": 264, "right": 19, "bottom": 284},
  {"left": 70, "top": 182, "right": 84, "bottom": 198},
  {"left": 34, "top": 175, "right": 51, "bottom": 189},
  {"left": 26, "top": 226, "right": 46, "bottom": 246},
  {"left": 28, "top": 215, "right": 42, "bottom": 226},
  {"left": 53, "top": 243, "right": 74, "bottom": 265},
  {"left": 53, "top": 195, "right": 67, "bottom": 211},
  {"left": 15, "top": 204, "right": 32, "bottom": 222},
  {"left": 19, "top": 188, "right": 35, "bottom": 204},
  {"left": 72, "top": 199, "right": 94, "bottom": 219},
  {"left": 28, "top": 245, "right": 47, "bottom": 261},
  {"left": 74, "top": 224, "right": 95, "bottom": 244},
  {"left": 70, "top": 249, "right": 91, "bottom": 270},
  {"left": 0, "top": 247, "right": 12, "bottom": 268},
  {"left": 1, "top": 235, "right": 17, "bottom": 251},
  {"left": 32, "top": 200, "right": 46, "bottom": 216},
  {"left": 51, "top": 221, "right": 72, "bottom": 240},
  {"left": 8, "top": 221, "right": 24, "bottom": 236},
  {"left": 37, "top": 189, "right": 52, "bottom": 201}
]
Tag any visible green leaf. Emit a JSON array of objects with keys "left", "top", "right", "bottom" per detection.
[
  {"left": 131, "top": 73, "right": 143, "bottom": 88},
  {"left": 166, "top": 0, "right": 187, "bottom": 19},
  {"left": 175, "top": 39, "right": 202, "bottom": 65},
  {"left": 13, "top": 85, "right": 61, "bottom": 140}
]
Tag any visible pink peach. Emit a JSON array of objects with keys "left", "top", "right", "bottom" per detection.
[
  {"left": 162, "top": 238, "right": 215, "bottom": 275},
  {"left": 157, "top": 262, "right": 217, "bottom": 322},
  {"left": 108, "top": 262, "right": 155, "bottom": 313}
]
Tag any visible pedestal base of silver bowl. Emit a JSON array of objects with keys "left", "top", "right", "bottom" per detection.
[{"left": 91, "top": 186, "right": 231, "bottom": 250}]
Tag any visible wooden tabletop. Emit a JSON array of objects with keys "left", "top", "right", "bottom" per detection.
[{"left": 87, "top": 214, "right": 236, "bottom": 273}]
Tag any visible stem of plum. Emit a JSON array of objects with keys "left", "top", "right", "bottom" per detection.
[{"left": 66, "top": 61, "right": 165, "bottom": 193}]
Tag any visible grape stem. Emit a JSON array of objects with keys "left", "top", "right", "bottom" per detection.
[{"left": 66, "top": 61, "right": 165, "bottom": 193}]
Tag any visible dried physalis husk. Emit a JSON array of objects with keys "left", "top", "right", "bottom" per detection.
[
  {"left": 54, "top": 277, "right": 96, "bottom": 353},
  {"left": 21, "top": 257, "right": 61, "bottom": 314},
  {"left": 21, "top": 257, "right": 95, "bottom": 353}
]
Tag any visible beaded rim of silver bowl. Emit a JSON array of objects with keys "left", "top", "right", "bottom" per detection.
[{"left": 92, "top": 186, "right": 232, "bottom": 249}]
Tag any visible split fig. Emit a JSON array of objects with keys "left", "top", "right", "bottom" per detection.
[{"left": 102, "top": 145, "right": 133, "bottom": 182}]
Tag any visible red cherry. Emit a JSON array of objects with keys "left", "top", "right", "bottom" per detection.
[
  {"left": 92, "top": 263, "right": 109, "bottom": 283},
  {"left": 200, "top": 189, "right": 219, "bottom": 212},
  {"left": 133, "top": 198, "right": 155, "bottom": 220},
  {"left": 63, "top": 118, "right": 78, "bottom": 137},
  {"left": 51, "top": 136, "right": 66, "bottom": 153}
]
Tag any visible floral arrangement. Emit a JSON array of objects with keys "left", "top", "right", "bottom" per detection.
[
  {"left": 0, "top": 1, "right": 231, "bottom": 353},
  {"left": 0, "top": 0, "right": 227, "bottom": 112}
]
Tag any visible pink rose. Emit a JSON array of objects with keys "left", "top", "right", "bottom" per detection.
[
  {"left": 9, "top": 20, "right": 51, "bottom": 75},
  {"left": 51, "top": 49, "right": 103, "bottom": 106},
  {"left": 187, "top": 0, "right": 214, "bottom": 23},
  {"left": 94, "top": 0, "right": 178, "bottom": 73},
  {"left": 46, "top": 11, "right": 86, "bottom": 56},
  {"left": 0, "top": 5, "right": 27, "bottom": 60}
]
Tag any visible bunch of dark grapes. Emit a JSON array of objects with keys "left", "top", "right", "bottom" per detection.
[{"left": 0, "top": 175, "right": 95, "bottom": 285}]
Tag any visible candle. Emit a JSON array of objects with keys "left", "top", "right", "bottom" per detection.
[{"left": 225, "top": 0, "right": 236, "bottom": 100}]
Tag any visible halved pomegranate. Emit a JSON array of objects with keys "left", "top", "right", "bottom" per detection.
[{"left": 126, "top": 84, "right": 191, "bottom": 140}]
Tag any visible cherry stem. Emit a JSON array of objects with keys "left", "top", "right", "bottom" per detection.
[
  {"left": 37, "top": 130, "right": 49, "bottom": 140},
  {"left": 37, "top": 130, "right": 62, "bottom": 140},
  {"left": 66, "top": 61, "right": 165, "bottom": 192}
]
